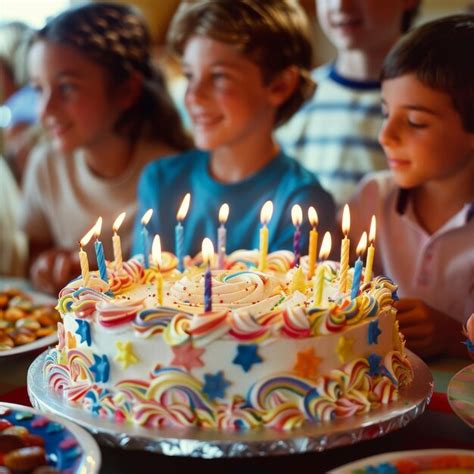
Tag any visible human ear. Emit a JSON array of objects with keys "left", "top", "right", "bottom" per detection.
[
  {"left": 116, "top": 72, "right": 143, "bottom": 110},
  {"left": 267, "top": 66, "right": 300, "bottom": 107}
]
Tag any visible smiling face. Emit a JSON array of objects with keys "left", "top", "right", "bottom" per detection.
[
  {"left": 379, "top": 73, "right": 474, "bottom": 189},
  {"left": 182, "top": 35, "right": 280, "bottom": 153},
  {"left": 28, "top": 40, "right": 125, "bottom": 154},
  {"left": 316, "top": 0, "right": 414, "bottom": 52}
]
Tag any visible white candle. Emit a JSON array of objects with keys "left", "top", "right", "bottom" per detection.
[
  {"left": 217, "top": 203, "right": 229, "bottom": 270},
  {"left": 152, "top": 234, "right": 163, "bottom": 306}
]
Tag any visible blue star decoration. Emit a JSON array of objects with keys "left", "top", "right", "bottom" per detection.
[
  {"left": 202, "top": 371, "right": 231, "bottom": 401},
  {"left": 232, "top": 344, "right": 263, "bottom": 372},
  {"left": 463, "top": 339, "right": 474, "bottom": 352},
  {"left": 90, "top": 354, "right": 110, "bottom": 383},
  {"left": 75, "top": 319, "right": 91, "bottom": 346},
  {"left": 368, "top": 320, "right": 382, "bottom": 345},
  {"left": 367, "top": 353, "right": 382, "bottom": 376}
]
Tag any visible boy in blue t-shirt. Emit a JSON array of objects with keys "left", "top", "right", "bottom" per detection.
[{"left": 133, "top": 0, "right": 335, "bottom": 258}]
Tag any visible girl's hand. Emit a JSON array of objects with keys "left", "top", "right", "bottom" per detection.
[
  {"left": 30, "top": 249, "right": 80, "bottom": 295},
  {"left": 394, "top": 298, "right": 466, "bottom": 359}
]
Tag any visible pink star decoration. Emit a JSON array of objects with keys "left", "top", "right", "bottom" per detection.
[{"left": 171, "top": 342, "right": 206, "bottom": 372}]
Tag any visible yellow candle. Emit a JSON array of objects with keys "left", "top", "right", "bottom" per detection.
[
  {"left": 313, "top": 231, "right": 331, "bottom": 307},
  {"left": 79, "top": 226, "right": 95, "bottom": 288},
  {"left": 152, "top": 234, "right": 163, "bottom": 305},
  {"left": 112, "top": 212, "right": 126, "bottom": 273},
  {"left": 364, "top": 215, "right": 377, "bottom": 284},
  {"left": 307, "top": 206, "right": 319, "bottom": 279},
  {"left": 339, "top": 204, "right": 351, "bottom": 294},
  {"left": 258, "top": 200, "right": 273, "bottom": 272}
]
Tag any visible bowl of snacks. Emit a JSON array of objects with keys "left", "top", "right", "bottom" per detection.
[
  {"left": 0, "top": 289, "right": 60, "bottom": 357},
  {"left": 0, "top": 402, "right": 101, "bottom": 473}
]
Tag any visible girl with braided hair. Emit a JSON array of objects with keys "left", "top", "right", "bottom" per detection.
[{"left": 20, "top": 2, "right": 191, "bottom": 294}]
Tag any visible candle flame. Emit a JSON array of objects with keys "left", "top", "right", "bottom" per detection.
[
  {"left": 356, "top": 231, "right": 368, "bottom": 256},
  {"left": 141, "top": 209, "right": 153, "bottom": 226},
  {"left": 219, "top": 203, "right": 229, "bottom": 224},
  {"left": 260, "top": 200, "right": 273, "bottom": 225},
  {"left": 94, "top": 216, "right": 103, "bottom": 238},
  {"left": 369, "top": 215, "right": 377, "bottom": 243},
  {"left": 152, "top": 234, "right": 162, "bottom": 268},
  {"left": 308, "top": 206, "right": 318, "bottom": 227},
  {"left": 319, "top": 232, "right": 332, "bottom": 260},
  {"left": 202, "top": 237, "right": 214, "bottom": 265},
  {"left": 291, "top": 204, "right": 303, "bottom": 226},
  {"left": 342, "top": 204, "right": 350, "bottom": 235},
  {"left": 79, "top": 226, "right": 95, "bottom": 248},
  {"left": 177, "top": 193, "right": 191, "bottom": 221},
  {"left": 112, "top": 212, "right": 126, "bottom": 232}
]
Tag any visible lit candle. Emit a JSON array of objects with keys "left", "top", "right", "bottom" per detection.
[
  {"left": 202, "top": 238, "right": 214, "bottom": 312},
  {"left": 175, "top": 193, "right": 191, "bottom": 272},
  {"left": 93, "top": 217, "right": 109, "bottom": 284},
  {"left": 152, "top": 234, "right": 163, "bottom": 306},
  {"left": 313, "top": 232, "right": 332, "bottom": 307},
  {"left": 112, "top": 212, "right": 126, "bottom": 273},
  {"left": 364, "top": 216, "right": 377, "bottom": 284},
  {"left": 78, "top": 226, "right": 95, "bottom": 288},
  {"left": 291, "top": 204, "right": 303, "bottom": 267},
  {"left": 351, "top": 232, "right": 367, "bottom": 300},
  {"left": 307, "top": 206, "right": 319, "bottom": 280},
  {"left": 258, "top": 200, "right": 273, "bottom": 272},
  {"left": 217, "top": 203, "right": 229, "bottom": 270},
  {"left": 339, "top": 204, "right": 351, "bottom": 294},
  {"left": 140, "top": 209, "right": 153, "bottom": 269}
]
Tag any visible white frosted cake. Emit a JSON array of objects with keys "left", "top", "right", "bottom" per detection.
[{"left": 44, "top": 250, "right": 412, "bottom": 431}]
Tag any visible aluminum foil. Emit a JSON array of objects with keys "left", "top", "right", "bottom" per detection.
[{"left": 27, "top": 351, "right": 433, "bottom": 458}]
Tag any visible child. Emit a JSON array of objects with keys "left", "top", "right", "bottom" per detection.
[
  {"left": 132, "top": 0, "right": 335, "bottom": 258},
  {"left": 348, "top": 14, "right": 474, "bottom": 359},
  {"left": 276, "top": 0, "right": 420, "bottom": 207},
  {"left": 20, "top": 3, "right": 191, "bottom": 294}
]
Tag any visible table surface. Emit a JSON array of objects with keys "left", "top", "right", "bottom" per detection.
[{"left": 1, "top": 278, "right": 473, "bottom": 473}]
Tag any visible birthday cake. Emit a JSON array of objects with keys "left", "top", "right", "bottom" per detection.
[{"left": 42, "top": 243, "right": 413, "bottom": 431}]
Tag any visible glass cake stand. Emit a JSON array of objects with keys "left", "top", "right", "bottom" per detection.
[{"left": 27, "top": 350, "right": 433, "bottom": 458}]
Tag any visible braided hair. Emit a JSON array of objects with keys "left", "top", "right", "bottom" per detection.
[{"left": 34, "top": 2, "right": 191, "bottom": 150}]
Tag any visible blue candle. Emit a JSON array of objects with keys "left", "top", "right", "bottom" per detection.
[
  {"left": 140, "top": 209, "right": 153, "bottom": 269},
  {"left": 350, "top": 257, "right": 363, "bottom": 299},
  {"left": 142, "top": 227, "right": 150, "bottom": 268},
  {"left": 175, "top": 193, "right": 191, "bottom": 272},
  {"left": 175, "top": 221, "right": 184, "bottom": 272},
  {"left": 93, "top": 217, "right": 108, "bottom": 284},
  {"left": 202, "top": 238, "right": 214, "bottom": 312},
  {"left": 204, "top": 264, "right": 212, "bottom": 312},
  {"left": 351, "top": 232, "right": 367, "bottom": 300},
  {"left": 291, "top": 204, "right": 303, "bottom": 267}
]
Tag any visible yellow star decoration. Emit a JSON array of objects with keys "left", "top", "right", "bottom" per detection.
[
  {"left": 66, "top": 331, "right": 76, "bottom": 349},
  {"left": 336, "top": 336, "right": 353, "bottom": 363},
  {"left": 393, "top": 320, "right": 406, "bottom": 355},
  {"left": 115, "top": 341, "right": 139, "bottom": 369},
  {"left": 293, "top": 347, "right": 321, "bottom": 380}
]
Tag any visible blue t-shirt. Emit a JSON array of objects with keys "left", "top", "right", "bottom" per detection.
[{"left": 132, "top": 150, "right": 335, "bottom": 258}]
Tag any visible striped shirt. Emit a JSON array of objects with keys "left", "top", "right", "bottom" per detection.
[{"left": 276, "top": 63, "right": 388, "bottom": 207}]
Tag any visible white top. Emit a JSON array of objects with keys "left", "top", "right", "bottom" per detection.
[
  {"left": 19, "top": 140, "right": 168, "bottom": 259},
  {"left": 276, "top": 64, "right": 387, "bottom": 207},
  {"left": 348, "top": 171, "right": 474, "bottom": 324},
  {"left": 0, "top": 156, "right": 27, "bottom": 276}
]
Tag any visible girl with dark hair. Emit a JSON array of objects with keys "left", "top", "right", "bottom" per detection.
[{"left": 20, "top": 3, "right": 191, "bottom": 294}]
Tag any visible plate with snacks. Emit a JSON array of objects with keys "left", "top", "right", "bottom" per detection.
[
  {"left": 328, "top": 449, "right": 474, "bottom": 474},
  {"left": 0, "top": 288, "right": 60, "bottom": 357},
  {"left": 0, "top": 402, "right": 100, "bottom": 473}
]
